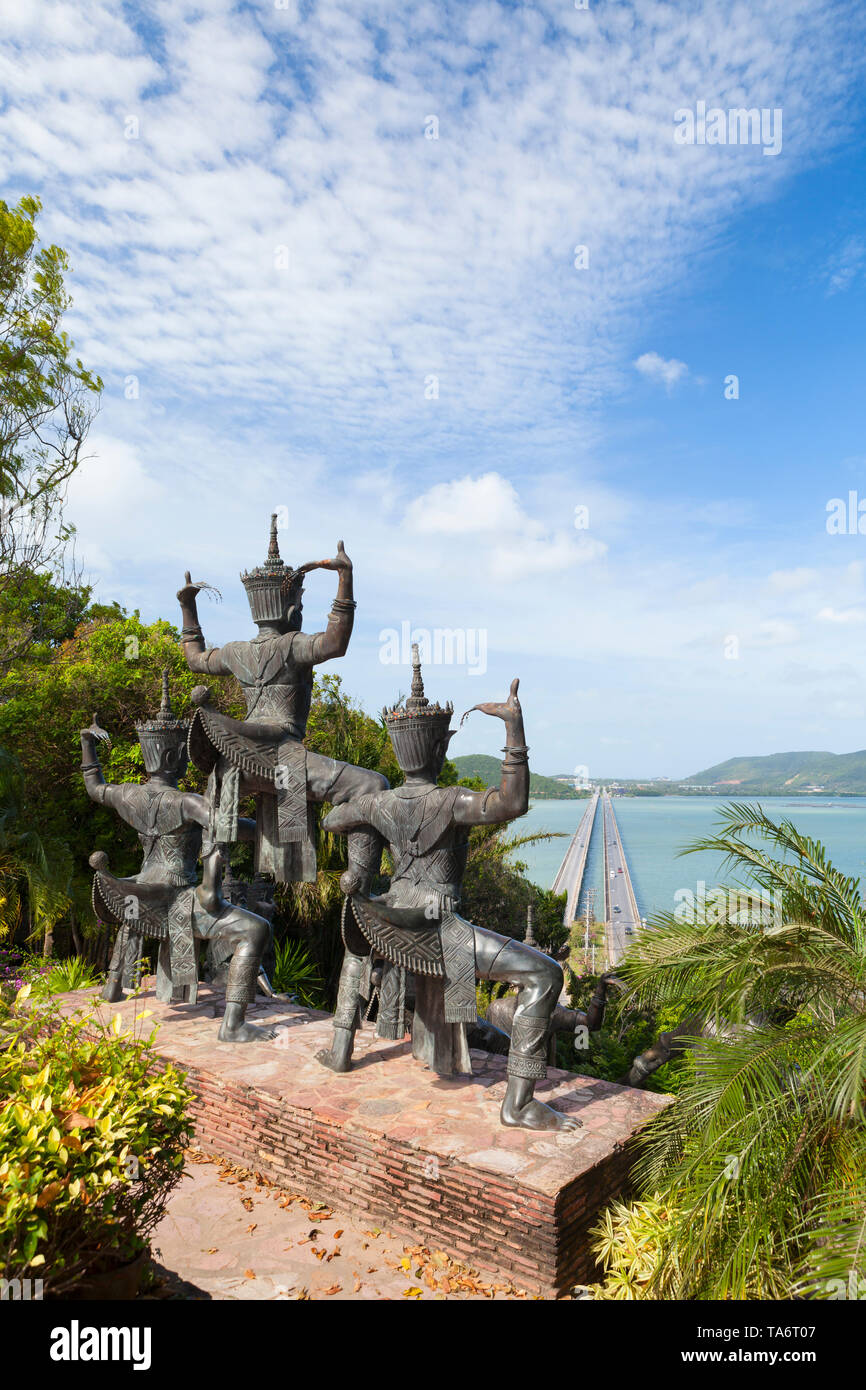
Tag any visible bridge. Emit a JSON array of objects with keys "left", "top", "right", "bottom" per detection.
[
  {"left": 601, "top": 790, "right": 642, "bottom": 965},
  {"left": 551, "top": 790, "right": 599, "bottom": 926}
]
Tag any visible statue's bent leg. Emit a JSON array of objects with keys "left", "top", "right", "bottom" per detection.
[
  {"left": 316, "top": 948, "right": 367, "bottom": 1073},
  {"left": 211, "top": 908, "right": 276, "bottom": 1043},
  {"left": 474, "top": 928, "right": 581, "bottom": 1132},
  {"left": 307, "top": 755, "right": 388, "bottom": 892}
]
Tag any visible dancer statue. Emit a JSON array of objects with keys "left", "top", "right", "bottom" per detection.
[
  {"left": 317, "top": 647, "right": 579, "bottom": 1132},
  {"left": 176, "top": 516, "right": 386, "bottom": 885},
  {"left": 81, "top": 673, "right": 275, "bottom": 1043}
]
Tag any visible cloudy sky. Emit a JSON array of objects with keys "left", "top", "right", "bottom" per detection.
[{"left": 2, "top": 0, "right": 866, "bottom": 776}]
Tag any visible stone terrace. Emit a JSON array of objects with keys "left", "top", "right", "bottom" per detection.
[{"left": 54, "top": 985, "right": 669, "bottom": 1297}]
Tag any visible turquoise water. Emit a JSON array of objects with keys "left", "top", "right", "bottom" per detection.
[{"left": 516, "top": 796, "right": 866, "bottom": 920}]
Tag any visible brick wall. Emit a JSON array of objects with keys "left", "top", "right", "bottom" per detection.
[{"left": 179, "top": 1058, "right": 635, "bottom": 1297}]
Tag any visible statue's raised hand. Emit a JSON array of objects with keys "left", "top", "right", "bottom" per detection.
[
  {"left": 316, "top": 540, "right": 352, "bottom": 573},
  {"left": 460, "top": 678, "right": 522, "bottom": 726},
  {"left": 177, "top": 571, "right": 222, "bottom": 605},
  {"left": 81, "top": 714, "right": 111, "bottom": 746}
]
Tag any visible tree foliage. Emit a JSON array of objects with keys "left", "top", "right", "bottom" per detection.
[
  {"left": 614, "top": 802, "right": 866, "bottom": 1299},
  {"left": 0, "top": 196, "right": 102, "bottom": 672}
]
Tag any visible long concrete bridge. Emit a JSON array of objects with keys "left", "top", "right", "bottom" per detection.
[
  {"left": 600, "top": 790, "right": 642, "bottom": 966},
  {"left": 551, "top": 790, "right": 599, "bottom": 926}
]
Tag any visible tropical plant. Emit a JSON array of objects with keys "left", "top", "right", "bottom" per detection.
[
  {"left": 271, "top": 938, "right": 326, "bottom": 1008},
  {"left": 0, "top": 985, "right": 190, "bottom": 1295},
  {"left": 615, "top": 801, "right": 866, "bottom": 1299},
  {"left": 30, "top": 954, "right": 103, "bottom": 998},
  {"left": 586, "top": 1194, "right": 683, "bottom": 1299}
]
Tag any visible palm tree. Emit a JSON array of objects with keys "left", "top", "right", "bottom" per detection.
[{"left": 617, "top": 801, "right": 866, "bottom": 1300}]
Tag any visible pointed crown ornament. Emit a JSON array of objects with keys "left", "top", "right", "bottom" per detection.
[
  {"left": 383, "top": 644, "right": 454, "bottom": 772},
  {"left": 240, "top": 514, "right": 305, "bottom": 624},
  {"left": 134, "top": 670, "right": 190, "bottom": 773}
]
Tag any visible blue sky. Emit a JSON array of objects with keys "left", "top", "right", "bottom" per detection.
[{"left": 2, "top": 0, "right": 866, "bottom": 777}]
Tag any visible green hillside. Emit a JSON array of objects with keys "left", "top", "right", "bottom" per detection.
[
  {"left": 452, "top": 754, "right": 586, "bottom": 799},
  {"left": 684, "top": 749, "right": 866, "bottom": 794}
]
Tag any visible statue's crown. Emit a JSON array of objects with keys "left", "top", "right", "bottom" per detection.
[
  {"left": 134, "top": 671, "right": 189, "bottom": 771},
  {"left": 383, "top": 644, "right": 453, "bottom": 729},
  {"left": 383, "top": 646, "right": 453, "bottom": 773},
  {"left": 240, "top": 514, "right": 304, "bottom": 623}
]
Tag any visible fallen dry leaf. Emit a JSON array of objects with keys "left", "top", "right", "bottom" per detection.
[{"left": 244, "top": 1269, "right": 256, "bottom": 1280}]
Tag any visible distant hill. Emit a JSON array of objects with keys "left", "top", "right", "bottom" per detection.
[
  {"left": 684, "top": 750, "right": 866, "bottom": 795},
  {"left": 452, "top": 754, "right": 586, "bottom": 799}
]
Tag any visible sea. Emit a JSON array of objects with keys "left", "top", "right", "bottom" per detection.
[{"left": 516, "top": 795, "right": 866, "bottom": 921}]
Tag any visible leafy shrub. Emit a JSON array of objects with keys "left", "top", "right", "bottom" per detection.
[
  {"left": 32, "top": 955, "right": 103, "bottom": 998},
  {"left": 271, "top": 938, "right": 326, "bottom": 1008},
  {"left": 0, "top": 984, "right": 191, "bottom": 1296},
  {"left": 0, "top": 945, "right": 49, "bottom": 996},
  {"left": 586, "top": 1194, "right": 682, "bottom": 1299},
  {"left": 0, "top": 949, "right": 102, "bottom": 1006}
]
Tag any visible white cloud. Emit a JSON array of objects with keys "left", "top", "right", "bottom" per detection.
[
  {"left": 403, "top": 471, "right": 607, "bottom": 580},
  {"left": 2, "top": 1, "right": 865, "bottom": 774},
  {"left": 817, "top": 606, "right": 866, "bottom": 624},
  {"left": 633, "top": 351, "right": 689, "bottom": 391},
  {"left": 0, "top": 0, "right": 858, "bottom": 455}
]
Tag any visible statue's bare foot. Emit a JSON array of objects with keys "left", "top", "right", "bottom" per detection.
[
  {"left": 500, "top": 1096, "right": 582, "bottom": 1131},
  {"left": 316, "top": 1045, "right": 353, "bottom": 1074},
  {"left": 218, "top": 1019, "right": 276, "bottom": 1043},
  {"left": 316, "top": 1028, "right": 355, "bottom": 1073}
]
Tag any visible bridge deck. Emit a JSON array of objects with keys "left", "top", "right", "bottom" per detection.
[
  {"left": 601, "top": 791, "right": 641, "bottom": 966},
  {"left": 550, "top": 791, "right": 599, "bottom": 926}
]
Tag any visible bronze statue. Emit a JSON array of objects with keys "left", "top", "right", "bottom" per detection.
[
  {"left": 81, "top": 674, "right": 275, "bottom": 1043},
  {"left": 316, "top": 647, "right": 580, "bottom": 1132},
  {"left": 176, "top": 516, "right": 386, "bottom": 885}
]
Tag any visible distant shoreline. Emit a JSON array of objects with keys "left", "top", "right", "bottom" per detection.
[{"left": 527, "top": 790, "right": 866, "bottom": 801}]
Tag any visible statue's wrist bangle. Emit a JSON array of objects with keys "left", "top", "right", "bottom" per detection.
[
  {"left": 502, "top": 744, "right": 530, "bottom": 766},
  {"left": 181, "top": 625, "right": 203, "bottom": 640}
]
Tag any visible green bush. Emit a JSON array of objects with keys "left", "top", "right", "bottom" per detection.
[
  {"left": 32, "top": 955, "right": 103, "bottom": 999},
  {"left": 271, "top": 938, "right": 326, "bottom": 1008},
  {"left": 585, "top": 1194, "right": 683, "bottom": 1299},
  {"left": 0, "top": 984, "right": 191, "bottom": 1296}
]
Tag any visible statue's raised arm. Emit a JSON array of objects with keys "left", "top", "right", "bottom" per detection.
[
  {"left": 177, "top": 572, "right": 224, "bottom": 674},
  {"left": 453, "top": 678, "right": 528, "bottom": 826},
  {"left": 306, "top": 539, "right": 356, "bottom": 664}
]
